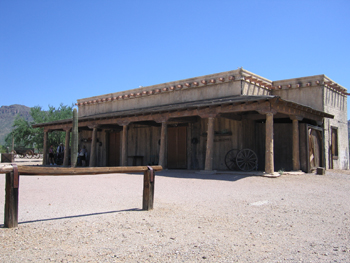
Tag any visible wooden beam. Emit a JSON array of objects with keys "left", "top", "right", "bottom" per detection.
[
  {"left": 158, "top": 121, "right": 167, "bottom": 168},
  {"left": 204, "top": 116, "right": 215, "bottom": 171},
  {"left": 291, "top": 118, "right": 301, "bottom": 171},
  {"left": 0, "top": 165, "right": 162, "bottom": 175},
  {"left": 34, "top": 98, "right": 332, "bottom": 132},
  {"left": 63, "top": 128, "right": 71, "bottom": 167},
  {"left": 89, "top": 126, "right": 98, "bottom": 167},
  {"left": 42, "top": 130, "right": 48, "bottom": 165},
  {"left": 265, "top": 112, "right": 274, "bottom": 174},
  {"left": 121, "top": 124, "right": 128, "bottom": 166}
]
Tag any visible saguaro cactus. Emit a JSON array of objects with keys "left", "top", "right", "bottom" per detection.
[{"left": 71, "top": 108, "right": 78, "bottom": 167}]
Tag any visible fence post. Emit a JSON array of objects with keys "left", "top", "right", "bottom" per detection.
[
  {"left": 142, "top": 167, "right": 155, "bottom": 210},
  {"left": 4, "top": 170, "right": 19, "bottom": 228}
]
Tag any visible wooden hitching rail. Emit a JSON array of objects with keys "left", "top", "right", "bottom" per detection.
[{"left": 1, "top": 164, "right": 162, "bottom": 228}]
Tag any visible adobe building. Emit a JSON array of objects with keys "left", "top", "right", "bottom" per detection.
[{"left": 34, "top": 68, "right": 349, "bottom": 174}]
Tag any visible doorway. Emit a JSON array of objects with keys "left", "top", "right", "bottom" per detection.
[
  {"left": 308, "top": 126, "right": 323, "bottom": 171},
  {"left": 167, "top": 126, "right": 187, "bottom": 169},
  {"left": 108, "top": 131, "right": 120, "bottom": 166}
]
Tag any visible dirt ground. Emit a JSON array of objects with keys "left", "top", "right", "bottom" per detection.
[{"left": 0, "top": 163, "right": 349, "bottom": 262}]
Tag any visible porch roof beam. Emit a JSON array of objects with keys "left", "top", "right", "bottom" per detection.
[{"left": 34, "top": 97, "right": 333, "bottom": 131}]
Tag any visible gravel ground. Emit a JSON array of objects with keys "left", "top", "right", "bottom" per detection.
[{"left": 0, "top": 164, "right": 349, "bottom": 262}]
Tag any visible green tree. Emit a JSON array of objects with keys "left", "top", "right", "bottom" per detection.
[
  {"left": 4, "top": 115, "right": 33, "bottom": 147},
  {"left": 4, "top": 103, "right": 73, "bottom": 151}
]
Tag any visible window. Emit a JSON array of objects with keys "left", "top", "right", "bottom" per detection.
[{"left": 331, "top": 127, "right": 338, "bottom": 159}]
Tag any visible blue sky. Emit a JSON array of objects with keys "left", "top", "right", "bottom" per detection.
[{"left": 1, "top": 1, "right": 350, "bottom": 116}]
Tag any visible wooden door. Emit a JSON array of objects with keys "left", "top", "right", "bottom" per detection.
[
  {"left": 108, "top": 132, "right": 120, "bottom": 166},
  {"left": 308, "top": 127, "right": 322, "bottom": 171},
  {"left": 167, "top": 126, "right": 187, "bottom": 169}
]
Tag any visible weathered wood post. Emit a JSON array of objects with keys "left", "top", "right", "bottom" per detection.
[
  {"left": 116, "top": 120, "right": 130, "bottom": 166},
  {"left": 63, "top": 127, "right": 71, "bottom": 167},
  {"left": 155, "top": 117, "right": 168, "bottom": 168},
  {"left": 290, "top": 115, "right": 302, "bottom": 171},
  {"left": 4, "top": 165, "right": 19, "bottom": 228},
  {"left": 143, "top": 167, "right": 155, "bottom": 210},
  {"left": 89, "top": 125, "right": 98, "bottom": 167},
  {"left": 265, "top": 112, "right": 275, "bottom": 174},
  {"left": 42, "top": 129, "right": 48, "bottom": 165},
  {"left": 204, "top": 116, "right": 216, "bottom": 171},
  {"left": 71, "top": 108, "right": 78, "bottom": 167}
]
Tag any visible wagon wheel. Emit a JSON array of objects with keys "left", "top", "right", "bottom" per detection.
[
  {"left": 26, "top": 150, "right": 34, "bottom": 159},
  {"left": 225, "top": 149, "right": 240, "bottom": 170},
  {"left": 236, "top": 149, "right": 258, "bottom": 171}
]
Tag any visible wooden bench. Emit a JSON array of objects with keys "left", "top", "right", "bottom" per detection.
[{"left": 0, "top": 164, "right": 162, "bottom": 228}]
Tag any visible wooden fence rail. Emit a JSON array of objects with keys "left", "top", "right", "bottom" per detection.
[{"left": 1, "top": 164, "right": 162, "bottom": 228}]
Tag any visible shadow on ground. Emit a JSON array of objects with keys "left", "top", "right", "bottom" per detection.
[
  {"left": 0, "top": 208, "right": 142, "bottom": 228},
  {"left": 156, "top": 170, "right": 264, "bottom": 182}
]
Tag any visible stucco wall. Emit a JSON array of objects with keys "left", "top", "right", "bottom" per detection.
[
  {"left": 272, "top": 86, "right": 324, "bottom": 111},
  {"left": 76, "top": 68, "right": 274, "bottom": 118},
  {"left": 242, "top": 82, "right": 271, "bottom": 96},
  {"left": 323, "top": 87, "right": 348, "bottom": 169},
  {"left": 78, "top": 81, "right": 243, "bottom": 117}
]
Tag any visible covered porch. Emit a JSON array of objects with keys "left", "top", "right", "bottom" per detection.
[{"left": 33, "top": 95, "right": 333, "bottom": 174}]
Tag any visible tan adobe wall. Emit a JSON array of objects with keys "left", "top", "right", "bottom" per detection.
[
  {"left": 77, "top": 68, "right": 273, "bottom": 118},
  {"left": 323, "top": 87, "right": 348, "bottom": 169},
  {"left": 242, "top": 82, "right": 271, "bottom": 96},
  {"left": 77, "top": 70, "right": 239, "bottom": 117},
  {"left": 79, "top": 81, "right": 242, "bottom": 117},
  {"left": 272, "top": 74, "right": 348, "bottom": 170},
  {"left": 272, "top": 75, "right": 326, "bottom": 111}
]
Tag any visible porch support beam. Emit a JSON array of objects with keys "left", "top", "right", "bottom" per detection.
[
  {"left": 290, "top": 115, "right": 303, "bottom": 171},
  {"left": 264, "top": 112, "right": 275, "bottom": 174},
  {"left": 203, "top": 115, "right": 216, "bottom": 171},
  {"left": 114, "top": 122, "right": 127, "bottom": 166},
  {"left": 63, "top": 128, "right": 71, "bottom": 167},
  {"left": 89, "top": 126, "right": 98, "bottom": 167},
  {"left": 158, "top": 121, "right": 168, "bottom": 168},
  {"left": 121, "top": 125, "right": 128, "bottom": 166},
  {"left": 43, "top": 129, "right": 49, "bottom": 165}
]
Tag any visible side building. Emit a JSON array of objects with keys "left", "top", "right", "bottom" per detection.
[{"left": 33, "top": 68, "right": 349, "bottom": 173}]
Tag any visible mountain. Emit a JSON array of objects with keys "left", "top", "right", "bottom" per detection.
[{"left": 0, "top": 104, "right": 33, "bottom": 145}]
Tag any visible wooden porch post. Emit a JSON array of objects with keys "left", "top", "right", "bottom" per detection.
[
  {"left": 42, "top": 129, "right": 48, "bottom": 165},
  {"left": 205, "top": 116, "right": 216, "bottom": 171},
  {"left": 63, "top": 127, "right": 71, "bottom": 167},
  {"left": 158, "top": 121, "right": 168, "bottom": 168},
  {"left": 154, "top": 116, "right": 169, "bottom": 168},
  {"left": 290, "top": 116, "right": 302, "bottom": 171},
  {"left": 116, "top": 120, "right": 130, "bottom": 166},
  {"left": 89, "top": 126, "right": 98, "bottom": 167},
  {"left": 265, "top": 112, "right": 274, "bottom": 174},
  {"left": 121, "top": 124, "right": 129, "bottom": 166}
]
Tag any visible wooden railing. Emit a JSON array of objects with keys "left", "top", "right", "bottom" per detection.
[{"left": 0, "top": 164, "right": 162, "bottom": 228}]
